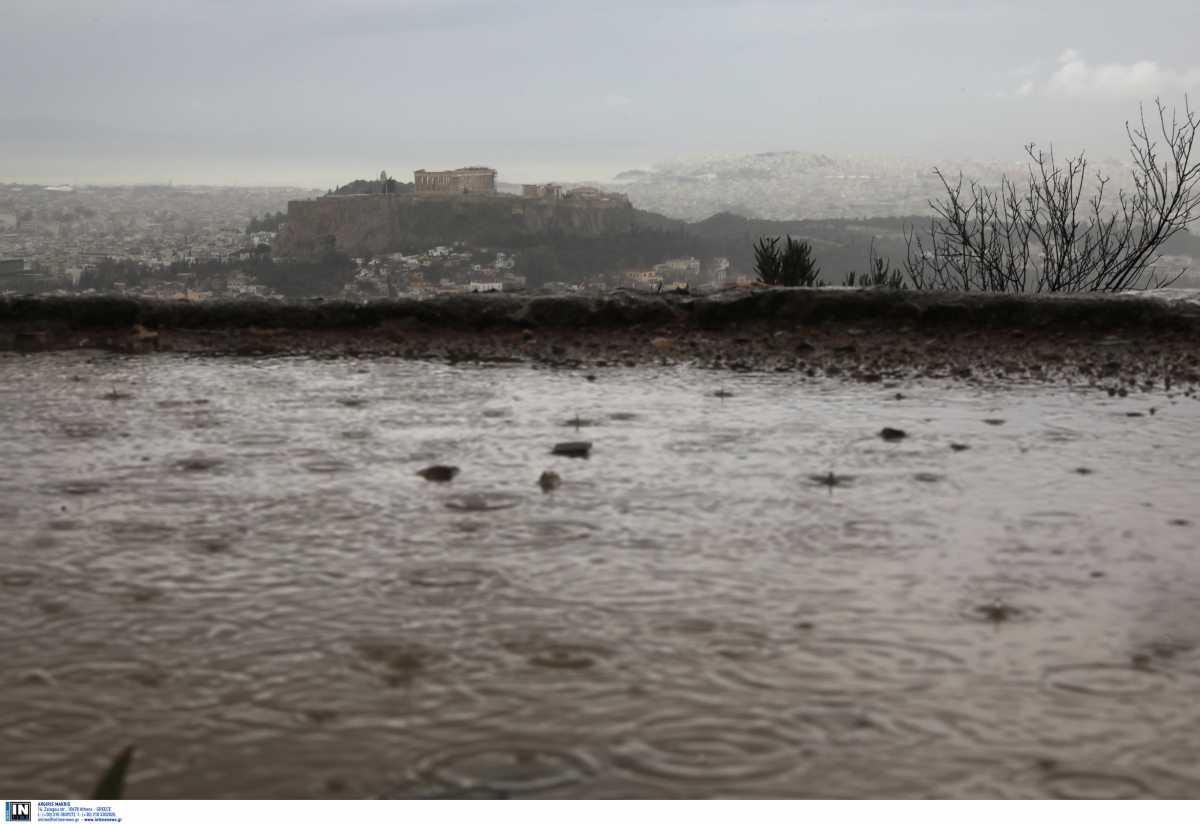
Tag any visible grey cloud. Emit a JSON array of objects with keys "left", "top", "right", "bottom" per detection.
[{"left": 3, "top": 0, "right": 1197, "bottom": 186}]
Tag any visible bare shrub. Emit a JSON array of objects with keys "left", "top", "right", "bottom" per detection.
[{"left": 905, "top": 98, "right": 1200, "bottom": 292}]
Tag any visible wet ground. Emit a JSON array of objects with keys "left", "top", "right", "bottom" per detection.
[{"left": 1, "top": 351, "right": 1199, "bottom": 798}]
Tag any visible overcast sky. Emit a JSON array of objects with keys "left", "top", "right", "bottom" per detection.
[{"left": 3, "top": 0, "right": 1198, "bottom": 186}]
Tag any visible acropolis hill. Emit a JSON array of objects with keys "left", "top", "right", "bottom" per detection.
[{"left": 272, "top": 167, "right": 636, "bottom": 259}]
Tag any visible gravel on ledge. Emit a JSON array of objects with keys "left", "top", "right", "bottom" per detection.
[{"left": 2, "top": 290, "right": 1198, "bottom": 391}]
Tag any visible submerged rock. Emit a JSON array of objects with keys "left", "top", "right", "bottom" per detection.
[
  {"left": 552, "top": 441, "right": 592, "bottom": 458},
  {"left": 174, "top": 456, "right": 223, "bottom": 473},
  {"left": 976, "top": 600, "right": 1020, "bottom": 623},
  {"left": 417, "top": 465, "right": 460, "bottom": 482}
]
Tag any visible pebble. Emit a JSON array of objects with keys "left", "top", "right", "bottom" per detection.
[{"left": 417, "top": 465, "right": 459, "bottom": 482}]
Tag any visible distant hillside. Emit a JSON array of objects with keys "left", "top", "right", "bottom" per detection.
[
  {"left": 605, "top": 151, "right": 1043, "bottom": 221},
  {"left": 683, "top": 212, "right": 916, "bottom": 276},
  {"left": 681, "top": 212, "right": 1200, "bottom": 283},
  {"left": 275, "top": 193, "right": 640, "bottom": 259}
]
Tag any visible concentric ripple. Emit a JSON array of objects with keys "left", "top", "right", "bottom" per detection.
[
  {"left": 1042, "top": 663, "right": 1174, "bottom": 697},
  {"left": 408, "top": 743, "right": 599, "bottom": 797}
]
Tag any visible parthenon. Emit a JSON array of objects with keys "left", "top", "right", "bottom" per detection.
[{"left": 413, "top": 167, "right": 497, "bottom": 194}]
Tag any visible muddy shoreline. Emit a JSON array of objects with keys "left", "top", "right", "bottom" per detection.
[{"left": 2, "top": 290, "right": 1198, "bottom": 389}]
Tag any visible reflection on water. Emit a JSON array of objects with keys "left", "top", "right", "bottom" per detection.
[{"left": 1, "top": 351, "right": 1199, "bottom": 798}]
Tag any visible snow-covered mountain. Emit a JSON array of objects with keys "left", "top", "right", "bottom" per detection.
[{"left": 602, "top": 151, "right": 1040, "bottom": 221}]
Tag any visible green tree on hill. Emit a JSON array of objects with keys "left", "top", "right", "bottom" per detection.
[{"left": 754, "top": 235, "right": 822, "bottom": 286}]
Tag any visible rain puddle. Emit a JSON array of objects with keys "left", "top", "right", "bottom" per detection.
[{"left": 1, "top": 352, "right": 1198, "bottom": 798}]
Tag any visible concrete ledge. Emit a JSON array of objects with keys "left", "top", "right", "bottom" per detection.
[{"left": 2, "top": 288, "right": 1199, "bottom": 335}]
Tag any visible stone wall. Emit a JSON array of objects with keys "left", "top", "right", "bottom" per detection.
[{"left": 273, "top": 193, "right": 637, "bottom": 259}]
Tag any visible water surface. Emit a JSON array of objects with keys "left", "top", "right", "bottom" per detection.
[{"left": 1, "top": 352, "right": 1198, "bottom": 798}]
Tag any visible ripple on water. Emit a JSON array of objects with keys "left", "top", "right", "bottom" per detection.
[
  {"left": 1, "top": 570, "right": 38, "bottom": 587},
  {"left": 352, "top": 639, "right": 443, "bottom": 686},
  {"left": 665, "top": 432, "right": 747, "bottom": 456},
  {"left": 303, "top": 459, "right": 355, "bottom": 474},
  {"left": 255, "top": 496, "right": 386, "bottom": 532},
  {"left": 48, "top": 480, "right": 106, "bottom": 496},
  {"left": 1042, "top": 663, "right": 1174, "bottom": 697},
  {"left": 444, "top": 492, "right": 522, "bottom": 512},
  {"left": 55, "top": 659, "right": 170, "bottom": 690},
  {"left": 1042, "top": 770, "right": 1152, "bottom": 799},
  {"left": 713, "top": 636, "right": 967, "bottom": 697},
  {"left": 184, "top": 525, "right": 245, "bottom": 554},
  {"left": 500, "top": 636, "right": 614, "bottom": 671},
  {"left": 102, "top": 519, "right": 178, "bottom": 544},
  {"left": 407, "top": 565, "right": 506, "bottom": 591},
  {"left": 408, "top": 743, "right": 598, "bottom": 797},
  {"left": 233, "top": 433, "right": 289, "bottom": 448},
  {"left": 649, "top": 617, "right": 771, "bottom": 661},
  {"left": 612, "top": 709, "right": 810, "bottom": 791},
  {"left": 155, "top": 398, "right": 211, "bottom": 409},
  {"left": 487, "top": 518, "right": 599, "bottom": 550},
  {"left": 2, "top": 700, "right": 118, "bottom": 745},
  {"left": 60, "top": 420, "right": 108, "bottom": 439},
  {"left": 47, "top": 518, "right": 84, "bottom": 531}
]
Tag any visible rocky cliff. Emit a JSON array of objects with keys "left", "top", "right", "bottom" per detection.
[{"left": 273, "top": 193, "right": 638, "bottom": 258}]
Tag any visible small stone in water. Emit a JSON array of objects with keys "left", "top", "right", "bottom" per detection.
[
  {"left": 538, "top": 471, "right": 561, "bottom": 493},
  {"left": 417, "top": 465, "right": 459, "bottom": 482},
  {"left": 976, "top": 600, "right": 1019, "bottom": 623},
  {"left": 552, "top": 441, "right": 591, "bottom": 458},
  {"left": 880, "top": 427, "right": 907, "bottom": 441}
]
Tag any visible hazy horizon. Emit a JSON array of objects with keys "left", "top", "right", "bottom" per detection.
[{"left": 4, "top": 0, "right": 1198, "bottom": 188}]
